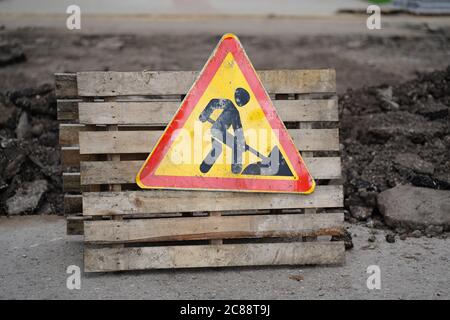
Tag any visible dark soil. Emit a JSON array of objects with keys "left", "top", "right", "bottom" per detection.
[
  {"left": 341, "top": 66, "right": 450, "bottom": 222},
  {"left": 0, "top": 85, "right": 62, "bottom": 214},
  {"left": 0, "top": 28, "right": 449, "bottom": 218}
]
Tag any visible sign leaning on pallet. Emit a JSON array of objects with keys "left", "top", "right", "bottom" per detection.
[
  {"left": 137, "top": 33, "right": 315, "bottom": 194},
  {"left": 55, "top": 32, "right": 345, "bottom": 272}
]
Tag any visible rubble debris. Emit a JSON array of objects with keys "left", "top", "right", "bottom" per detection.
[
  {"left": 15, "top": 111, "right": 31, "bottom": 140},
  {"left": 289, "top": 275, "right": 304, "bottom": 282},
  {"left": 349, "top": 206, "right": 372, "bottom": 221},
  {"left": 0, "top": 85, "right": 61, "bottom": 216},
  {"left": 425, "top": 225, "right": 444, "bottom": 237},
  {"left": 5, "top": 180, "right": 48, "bottom": 215},
  {"left": 332, "top": 229, "right": 353, "bottom": 250},
  {"left": 385, "top": 233, "right": 396, "bottom": 243},
  {"left": 341, "top": 66, "right": 450, "bottom": 225},
  {"left": 394, "top": 153, "right": 434, "bottom": 175},
  {"left": 377, "top": 185, "right": 450, "bottom": 230},
  {"left": 0, "top": 41, "right": 26, "bottom": 67},
  {"left": 411, "top": 230, "right": 423, "bottom": 238}
]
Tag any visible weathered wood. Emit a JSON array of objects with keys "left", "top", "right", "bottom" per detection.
[
  {"left": 63, "top": 172, "right": 81, "bottom": 192},
  {"left": 78, "top": 99, "right": 338, "bottom": 125},
  {"left": 208, "top": 211, "right": 223, "bottom": 245},
  {"left": 77, "top": 70, "right": 336, "bottom": 97},
  {"left": 82, "top": 185, "right": 343, "bottom": 216},
  {"left": 55, "top": 73, "right": 77, "bottom": 98},
  {"left": 57, "top": 100, "right": 79, "bottom": 121},
  {"left": 79, "top": 129, "right": 339, "bottom": 154},
  {"left": 61, "top": 147, "right": 98, "bottom": 167},
  {"left": 84, "top": 213, "right": 344, "bottom": 244},
  {"left": 67, "top": 216, "right": 85, "bottom": 235},
  {"left": 61, "top": 146, "right": 80, "bottom": 167},
  {"left": 80, "top": 157, "right": 341, "bottom": 185},
  {"left": 84, "top": 241, "right": 345, "bottom": 272},
  {"left": 64, "top": 194, "right": 82, "bottom": 214},
  {"left": 59, "top": 124, "right": 86, "bottom": 145}
]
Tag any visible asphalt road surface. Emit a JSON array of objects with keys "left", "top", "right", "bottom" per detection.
[{"left": 0, "top": 216, "right": 448, "bottom": 299}]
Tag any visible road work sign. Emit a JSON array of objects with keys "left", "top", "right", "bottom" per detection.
[{"left": 137, "top": 33, "right": 315, "bottom": 193}]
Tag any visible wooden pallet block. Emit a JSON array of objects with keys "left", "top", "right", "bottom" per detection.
[{"left": 56, "top": 69, "right": 345, "bottom": 272}]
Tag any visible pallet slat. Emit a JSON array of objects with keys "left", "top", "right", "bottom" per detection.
[
  {"left": 77, "top": 70, "right": 336, "bottom": 97},
  {"left": 80, "top": 157, "right": 341, "bottom": 185},
  {"left": 61, "top": 147, "right": 80, "bottom": 167},
  {"left": 78, "top": 99, "right": 338, "bottom": 125},
  {"left": 79, "top": 129, "right": 339, "bottom": 154},
  {"left": 63, "top": 173, "right": 82, "bottom": 192},
  {"left": 84, "top": 241, "right": 345, "bottom": 272},
  {"left": 64, "top": 194, "right": 82, "bottom": 214},
  {"left": 84, "top": 213, "right": 344, "bottom": 244},
  {"left": 59, "top": 124, "right": 86, "bottom": 145},
  {"left": 67, "top": 216, "right": 85, "bottom": 235},
  {"left": 82, "top": 185, "right": 343, "bottom": 216},
  {"left": 57, "top": 100, "right": 79, "bottom": 121},
  {"left": 55, "top": 73, "right": 77, "bottom": 98}
]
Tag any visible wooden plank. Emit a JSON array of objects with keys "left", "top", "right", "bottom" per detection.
[
  {"left": 67, "top": 216, "right": 84, "bottom": 235},
  {"left": 63, "top": 172, "right": 80, "bottom": 192},
  {"left": 82, "top": 185, "right": 343, "bottom": 216},
  {"left": 77, "top": 70, "right": 336, "bottom": 97},
  {"left": 84, "top": 213, "right": 344, "bottom": 244},
  {"left": 84, "top": 241, "right": 345, "bottom": 272},
  {"left": 64, "top": 194, "right": 82, "bottom": 214},
  {"left": 61, "top": 146, "right": 80, "bottom": 167},
  {"left": 57, "top": 100, "right": 79, "bottom": 121},
  {"left": 59, "top": 124, "right": 86, "bottom": 145},
  {"left": 80, "top": 157, "right": 341, "bottom": 185},
  {"left": 78, "top": 99, "right": 338, "bottom": 125},
  {"left": 209, "top": 211, "right": 223, "bottom": 245},
  {"left": 79, "top": 129, "right": 339, "bottom": 154},
  {"left": 55, "top": 73, "right": 77, "bottom": 98}
]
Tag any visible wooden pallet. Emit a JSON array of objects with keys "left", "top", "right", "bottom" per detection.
[{"left": 56, "top": 70, "right": 344, "bottom": 272}]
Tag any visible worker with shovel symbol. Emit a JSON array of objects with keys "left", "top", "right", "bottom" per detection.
[
  {"left": 199, "top": 87, "right": 293, "bottom": 177},
  {"left": 199, "top": 87, "right": 248, "bottom": 174}
]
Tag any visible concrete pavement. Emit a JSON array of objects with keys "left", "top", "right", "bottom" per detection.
[{"left": 0, "top": 215, "right": 448, "bottom": 299}]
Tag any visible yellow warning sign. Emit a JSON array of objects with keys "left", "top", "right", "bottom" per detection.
[{"left": 137, "top": 34, "right": 315, "bottom": 193}]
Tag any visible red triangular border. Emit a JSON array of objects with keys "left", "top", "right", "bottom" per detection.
[{"left": 137, "top": 34, "right": 315, "bottom": 193}]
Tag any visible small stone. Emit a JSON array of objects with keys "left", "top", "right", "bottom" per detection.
[
  {"left": 400, "top": 234, "right": 407, "bottom": 241},
  {"left": 377, "top": 185, "right": 450, "bottom": 228},
  {"left": 366, "top": 219, "right": 375, "bottom": 228},
  {"left": 289, "top": 275, "right": 304, "bottom": 282},
  {"left": 350, "top": 206, "right": 372, "bottom": 221},
  {"left": 411, "top": 230, "right": 422, "bottom": 238},
  {"left": 31, "top": 123, "right": 44, "bottom": 136},
  {"left": 386, "top": 233, "right": 395, "bottom": 243},
  {"left": 5, "top": 180, "right": 48, "bottom": 215},
  {"left": 425, "top": 225, "right": 444, "bottom": 237},
  {"left": 15, "top": 111, "right": 31, "bottom": 139},
  {"left": 368, "top": 235, "right": 376, "bottom": 242},
  {"left": 394, "top": 153, "right": 434, "bottom": 175}
]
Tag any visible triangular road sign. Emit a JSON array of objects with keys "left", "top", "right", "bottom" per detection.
[{"left": 137, "top": 34, "right": 315, "bottom": 194}]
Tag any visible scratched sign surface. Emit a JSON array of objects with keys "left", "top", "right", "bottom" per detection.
[{"left": 137, "top": 34, "right": 315, "bottom": 193}]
